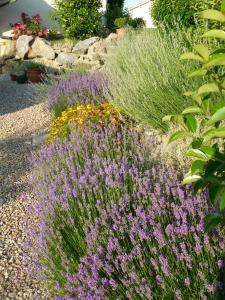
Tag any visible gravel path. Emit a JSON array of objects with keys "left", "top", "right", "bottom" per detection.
[{"left": 0, "top": 75, "right": 51, "bottom": 299}]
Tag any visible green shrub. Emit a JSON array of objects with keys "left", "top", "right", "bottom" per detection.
[
  {"left": 128, "top": 17, "right": 146, "bottom": 29},
  {"left": 55, "top": 0, "right": 102, "bottom": 39},
  {"left": 105, "top": 0, "right": 126, "bottom": 30},
  {"left": 104, "top": 28, "right": 204, "bottom": 131},
  {"left": 114, "top": 17, "right": 128, "bottom": 28},
  {"left": 151, "top": 0, "right": 221, "bottom": 29}
]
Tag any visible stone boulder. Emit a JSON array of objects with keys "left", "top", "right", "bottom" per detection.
[
  {"left": 0, "top": 38, "right": 16, "bottom": 59},
  {"left": 16, "top": 35, "right": 33, "bottom": 59},
  {"left": 72, "top": 37, "right": 100, "bottom": 55},
  {"left": 31, "top": 37, "right": 55, "bottom": 60},
  {"left": 55, "top": 52, "right": 78, "bottom": 66}
]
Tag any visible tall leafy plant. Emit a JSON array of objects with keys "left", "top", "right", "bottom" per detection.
[
  {"left": 55, "top": 0, "right": 102, "bottom": 39},
  {"left": 105, "top": 0, "right": 126, "bottom": 30},
  {"left": 163, "top": 1, "right": 225, "bottom": 230}
]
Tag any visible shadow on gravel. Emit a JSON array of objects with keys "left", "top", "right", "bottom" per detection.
[
  {"left": 0, "top": 135, "right": 34, "bottom": 204},
  {"left": 0, "top": 79, "right": 37, "bottom": 116}
]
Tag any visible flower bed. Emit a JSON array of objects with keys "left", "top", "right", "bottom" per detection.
[{"left": 11, "top": 13, "right": 48, "bottom": 40}]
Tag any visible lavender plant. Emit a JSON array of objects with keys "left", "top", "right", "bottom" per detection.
[
  {"left": 47, "top": 72, "right": 106, "bottom": 117},
  {"left": 26, "top": 124, "right": 225, "bottom": 299}
]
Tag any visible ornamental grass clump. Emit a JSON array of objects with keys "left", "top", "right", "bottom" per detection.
[
  {"left": 47, "top": 73, "right": 106, "bottom": 117},
  {"left": 48, "top": 103, "right": 121, "bottom": 142},
  {"left": 104, "top": 28, "right": 204, "bottom": 131},
  {"left": 26, "top": 125, "right": 225, "bottom": 298}
]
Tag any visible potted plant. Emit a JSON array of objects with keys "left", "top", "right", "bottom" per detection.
[
  {"left": 24, "top": 62, "right": 45, "bottom": 83},
  {"left": 114, "top": 17, "right": 128, "bottom": 38},
  {"left": 10, "top": 64, "right": 27, "bottom": 83}
]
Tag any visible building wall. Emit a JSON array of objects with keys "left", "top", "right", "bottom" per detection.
[{"left": 129, "top": 0, "right": 154, "bottom": 28}]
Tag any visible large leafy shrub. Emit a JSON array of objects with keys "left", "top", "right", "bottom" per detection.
[
  {"left": 163, "top": 4, "right": 225, "bottom": 230},
  {"left": 151, "top": 0, "right": 221, "bottom": 29},
  {"left": 55, "top": 0, "right": 102, "bottom": 39},
  {"left": 104, "top": 28, "right": 202, "bottom": 131},
  {"left": 26, "top": 124, "right": 225, "bottom": 298}
]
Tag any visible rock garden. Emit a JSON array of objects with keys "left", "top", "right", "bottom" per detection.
[{"left": 1, "top": 0, "right": 225, "bottom": 299}]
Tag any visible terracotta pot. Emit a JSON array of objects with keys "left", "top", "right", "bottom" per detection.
[
  {"left": 26, "top": 69, "right": 44, "bottom": 83},
  {"left": 116, "top": 28, "right": 126, "bottom": 38},
  {"left": 10, "top": 74, "right": 17, "bottom": 81}
]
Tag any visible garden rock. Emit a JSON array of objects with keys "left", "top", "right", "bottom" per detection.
[
  {"left": 31, "top": 37, "right": 55, "bottom": 60},
  {"left": 72, "top": 36, "right": 100, "bottom": 55},
  {"left": 16, "top": 35, "right": 33, "bottom": 59},
  {"left": 0, "top": 38, "right": 16, "bottom": 59},
  {"left": 55, "top": 52, "right": 78, "bottom": 66}
]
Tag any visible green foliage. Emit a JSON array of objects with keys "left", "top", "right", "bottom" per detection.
[
  {"left": 55, "top": 0, "right": 102, "bottom": 39},
  {"left": 105, "top": 0, "right": 126, "bottom": 30},
  {"left": 151, "top": 0, "right": 221, "bottom": 29},
  {"left": 104, "top": 27, "right": 203, "bottom": 131},
  {"left": 164, "top": 4, "right": 225, "bottom": 231},
  {"left": 114, "top": 17, "right": 128, "bottom": 28},
  {"left": 128, "top": 17, "right": 146, "bottom": 29}
]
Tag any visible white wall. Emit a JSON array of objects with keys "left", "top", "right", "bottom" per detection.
[
  {"left": 0, "top": 0, "right": 59, "bottom": 36},
  {"left": 129, "top": 0, "right": 154, "bottom": 28}
]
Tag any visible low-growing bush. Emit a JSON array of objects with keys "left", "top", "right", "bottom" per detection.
[
  {"left": 104, "top": 28, "right": 203, "bottom": 131},
  {"left": 26, "top": 124, "right": 225, "bottom": 298},
  {"left": 47, "top": 73, "right": 106, "bottom": 117},
  {"left": 48, "top": 103, "right": 121, "bottom": 142}
]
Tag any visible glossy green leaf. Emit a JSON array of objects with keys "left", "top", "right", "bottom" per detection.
[
  {"left": 206, "top": 107, "right": 225, "bottom": 125},
  {"left": 211, "top": 48, "right": 225, "bottom": 55},
  {"left": 184, "top": 115, "right": 197, "bottom": 132},
  {"left": 220, "top": 189, "right": 225, "bottom": 210},
  {"left": 192, "top": 138, "right": 203, "bottom": 148},
  {"left": 198, "top": 83, "right": 219, "bottom": 95},
  {"left": 184, "top": 91, "right": 202, "bottom": 105},
  {"left": 201, "top": 9, "right": 225, "bottom": 22},
  {"left": 168, "top": 131, "right": 192, "bottom": 144},
  {"left": 203, "top": 127, "right": 225, "bottom": 142},
  {"left": 191, "top": 160, "right": 205, "bottom": 174},
  {"left": 186, "top": 149, "right": 209, "bottom": 161},
  {"left": 205, "top": 214, "right": 224, "bottom": 232},
  {"left": 200, "top": 146, "right": 217, "bottom": 157},
  {"left": 182, "top": 174, "right": 202, "bottom": 185},
  {"left": 203, "top": 29, "right": 225, "bottom": 40},
  {"left": 205, "top": 53, "right": 225, "bottom": 67},
  {"left": 202, "top": 97, "right": 211, "bottom": 113},
  {"left": 162, "top": 115, "right": 173, "bottom": 122},
  {"left": 193, "top": 44, "right": 210, "bottom": 60},
  {"left": 182, "top": 106, "right": 202, "bottom": 114},
  {"left": 209, "top": 185, "right": 224, "bottom": 206},
  {"left": 222, "top": 0, "right": 225, "bottom": 13},
  {"left": 180, "top": 52, "right": 203, "bottom": 62},
  {"left": 188, "top": 69, "right": 207, "bottom": 78}
]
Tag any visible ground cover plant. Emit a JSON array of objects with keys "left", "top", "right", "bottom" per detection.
[
  {"left": 163, "top": 3, "right": 225, "bottom": 230},
  {"left": 104, "top": 28, "right": 204, "bottom": 131},
  {"left": 48, "top": 103, "right": 121, "bottom": 142},
  {"left": 47, "top": 72, "right": 106, "bottom": 117}
]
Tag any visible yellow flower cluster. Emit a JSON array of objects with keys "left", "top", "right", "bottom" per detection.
[{"left": 48, "top": 103, "right": 120, "bottom": 142}]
